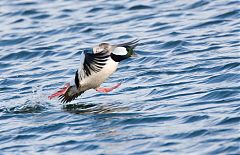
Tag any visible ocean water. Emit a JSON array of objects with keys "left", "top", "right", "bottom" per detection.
[{"left": 0, "top": 0, "right": 239, "bottom": 154}]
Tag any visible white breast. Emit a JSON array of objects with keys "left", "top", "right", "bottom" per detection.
[{"left": 80, "top": 58, "right": 119, "bottom": 91}]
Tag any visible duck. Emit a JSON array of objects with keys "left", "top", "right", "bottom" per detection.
[{"left": 48, "top": 39, "right": 139, "bottom": 103}]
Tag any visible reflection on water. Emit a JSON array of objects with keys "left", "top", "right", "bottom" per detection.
[{"left": 62, "top": 102, "right": 129, "bottom": 114}]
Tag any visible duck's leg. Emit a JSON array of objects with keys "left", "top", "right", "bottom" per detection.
[
  {"left": 95, "top": 83, "right": 121, "bottom": 93},
  {"left": 48, "top": 83, "right": 70, "bottom": 99}
]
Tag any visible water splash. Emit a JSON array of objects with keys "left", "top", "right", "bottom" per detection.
[{"left": 0, "top": 85, "right": 51, "bottom": 114}]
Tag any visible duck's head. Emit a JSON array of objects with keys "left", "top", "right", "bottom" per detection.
[{"left": 110, "top": 39, "right": 139, "bottom": 62}]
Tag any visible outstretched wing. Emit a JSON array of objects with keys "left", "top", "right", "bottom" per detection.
[
  {"left": 83, "top": 50, "right": 110, "bottom": 76},
  {"left": 58, "top": 50, "right": 110, "bottom": 104}
]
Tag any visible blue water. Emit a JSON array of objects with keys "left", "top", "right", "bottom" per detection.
[{"left": 0, "top": 0, "right": 240, "bottom": 154}]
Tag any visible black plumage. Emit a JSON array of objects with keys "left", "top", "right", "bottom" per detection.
[
  {"left": 75, "top": 70, "right": 80, "bottom": 88},
  {"left": 58, "top": 88, "right": 84, "bottom": 103},
  {"left": 83, "top": 51, "right": 109, "bottom": 76}
]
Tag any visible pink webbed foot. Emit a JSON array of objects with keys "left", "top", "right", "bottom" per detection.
[
  {"left": 95, "top": 83, "right": 121, "bottom": 93},
  {"left": 48, "top": 83, "right": 70, "bottom": 99}
]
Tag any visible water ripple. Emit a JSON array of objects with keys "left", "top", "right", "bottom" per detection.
[
  {"left": 0, "top": 37, "right": 31, "bottom": 47},
  {"left": 0, "top": 0, "right": 239, "bottom": 154}
]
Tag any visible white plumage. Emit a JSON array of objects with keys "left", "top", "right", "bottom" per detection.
[
  {"left": 112, "top": 47, "right": 128, "bottom": 55},
  {"left": 79, "top": 55, "right": 119, "bottom": 91}
]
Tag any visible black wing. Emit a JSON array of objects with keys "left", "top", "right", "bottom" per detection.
[
  {"left": 83, "top": 50, "right": 109, "bottom": 76},
  {"left": 58, "top": 87, "right": 84, "bottom": 103}
]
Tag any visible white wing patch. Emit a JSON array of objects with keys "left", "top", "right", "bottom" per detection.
[{"left": 112, "top": 47, "right": 127, "bottom": 55}]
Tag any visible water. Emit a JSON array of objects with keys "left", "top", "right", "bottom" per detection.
[{"left": 0, "top": 0, "right": 239, "bottom": 154}]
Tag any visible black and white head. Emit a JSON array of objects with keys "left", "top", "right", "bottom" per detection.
[{"left": 110, "top": 39, "right": 139, "bottom": 62}]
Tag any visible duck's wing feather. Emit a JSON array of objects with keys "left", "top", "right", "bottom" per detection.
[
  {"left": 77, "top": 50, "right": 110, "bottom": 81},
  {"left": 83, "top": 50, "right": 110, "bottom": 76},
  {"left": 58, "top": 86, "right": 84, "bottom": 103},
  {"left": 59, "top": 50, "right": 110, "bottom": 104}
]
